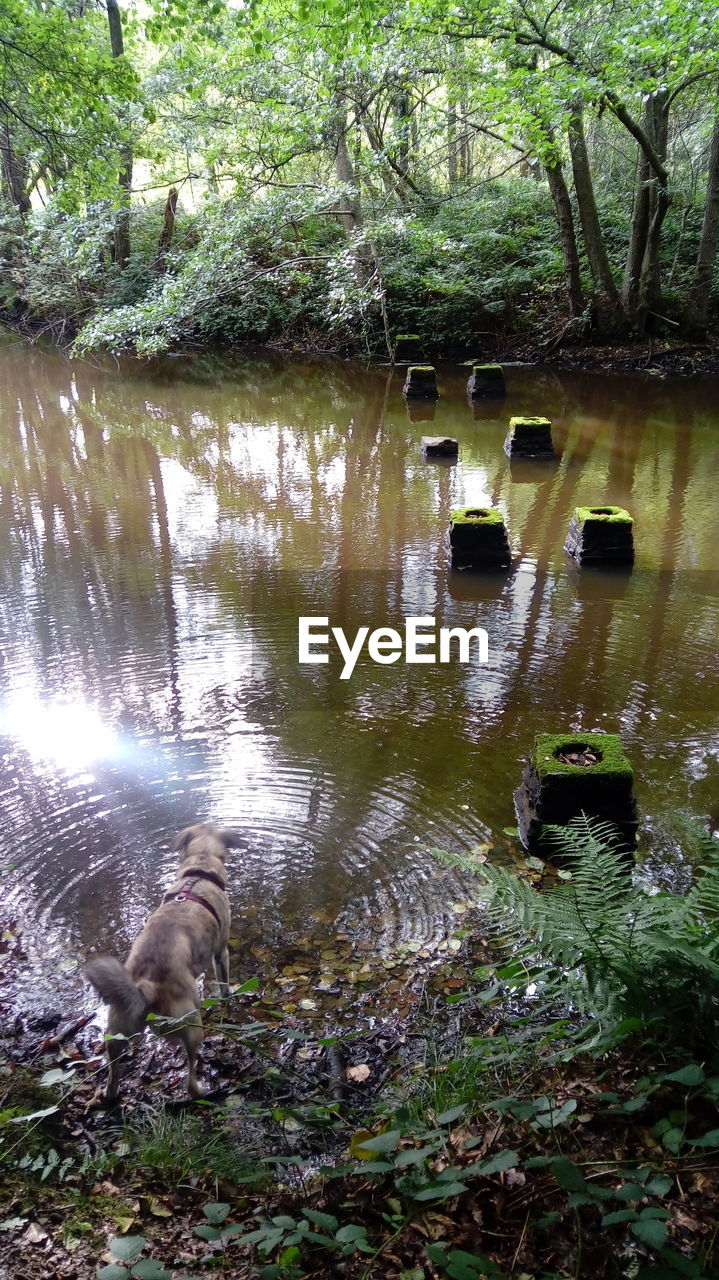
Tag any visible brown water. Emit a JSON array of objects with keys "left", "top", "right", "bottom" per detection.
[{"left": 1, "top": 334, "right": 718, "bottom": 1011}]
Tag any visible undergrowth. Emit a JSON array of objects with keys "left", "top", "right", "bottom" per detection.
[{"left": 2, "top": 818, "right": 718, "bottom": 1278}]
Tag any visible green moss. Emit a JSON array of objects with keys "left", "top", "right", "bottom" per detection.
[
  {"left": 407, "top": 365, "right": 435, "bottom": 374},
  {"left": 472, "top": 363, "right": 503, "bottom": 376},
  {"left": 574, "top": 505, "right": 633, "bottom": 526},
  {"left": 533, "top": 733, "right": 634, "bottom": 781},
  {"left": 396, "top": 333, "right": 420, "bottom": 342},
  {"left": 450, "top": 506, "right": 505, "bottom": 527},
  {"left": 508, "top": 416, "right": 552, "bottom": 431}
]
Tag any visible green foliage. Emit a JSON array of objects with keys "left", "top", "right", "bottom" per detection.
[{"left": 436, "top": 816, "right": 719, "bottom": 1056}]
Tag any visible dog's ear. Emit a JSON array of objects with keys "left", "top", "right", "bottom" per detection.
[
  {"left": 172, "top": 827, "right": 196, "bottom": 853},
  {"left": 218, "top": 828, "right": 243, "bottom": 850}
]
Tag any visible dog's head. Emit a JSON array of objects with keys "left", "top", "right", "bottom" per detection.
[{"left": 173, "top": 824, "right": 243, "bottom": 868}]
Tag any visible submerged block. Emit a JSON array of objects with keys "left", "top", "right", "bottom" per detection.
[
  {"left": 564, "top": 505, "right": 634, "bottom": 564},
  {"left": 503, "top": 416, "right": 554, "bottom": 459},
  {"left": 467, "top": 363, "right": 506, "bottom": 399},
  {"left": 421, "top": 436, "right": 458, "bottom": 459},
  {"left": 394, "top": 332, "right": 422, "bottom": 362},
  {"left": 514, "top": 732, "right": 638, "bottom": 857},
  {"left": 449, "top": 506, "right": 511, "bottom": 570},
  {"left": 407, "top": 399, "right": 437, "bottom": 423},
  {"left": 403, "top": 365, "right": 439, "bottom": 399}
]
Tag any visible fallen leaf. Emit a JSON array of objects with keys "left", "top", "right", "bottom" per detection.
[
  {"left": 346, "top": 1064, "right": 371, "bottom": 1083},
  {"left": 24, "top": 1224, "right": 49, "bottom": 1245},
  {"left": 147, "top": 1198, "right": 173, "bottom": 1218}
]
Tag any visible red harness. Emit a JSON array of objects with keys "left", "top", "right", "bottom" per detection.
[{"left": 162, "top": 869, "right": 225, "bottom": 929}]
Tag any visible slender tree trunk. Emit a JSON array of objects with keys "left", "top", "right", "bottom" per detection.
[
  {"left": 544, "top": 135, "right": 584, "bottom": 318},
  {"left": 393, "top": 88, "right": 411, "bottom": 182},
  {"left": 683, "top": 97, "right": 719, "bottom": 336},
  {"left": 622, "top": 98, "right": 653, "bottom": 312},
  {"left": 0, "top": 120, "right": 31, "bottom": 213},
  {"left": 332, "top": 90, "right": 361, "bottom": 234},
  {"left": 460, "top": 99, "right": 471, "bottom": 180},
  {"left": 637, "top": 90, "right": 670, "bottom": 327},
  {"left": 448, "top": 100, "right": 458, "bottom": 187},
  {"left": 154, "top": 187, "right": 178, "bottom": 273},
  {"left": 567, "top": 99, "right": 625, "bottom": 334},
  {"left": 106, "top": 0, "right": 132, "bottom": 267}
]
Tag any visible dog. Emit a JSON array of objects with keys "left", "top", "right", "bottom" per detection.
[{"left": 85, "top": 824, "right": 241, "bottom": 1101}]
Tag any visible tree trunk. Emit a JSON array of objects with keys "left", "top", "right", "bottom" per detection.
[
  {"left": 567, "top": 99, "right": 625, "bottom": 334},
  {"left": 448, "top": 100, "right": 458, "bottom": 187},
  {"left": 106, "top": 0, "right": 132, "bottom": 267},
  {"left": 544, "top": 143, "right": 584, "bottom": 317},
  {"left": 0, "top": 120, "right": 31, "bottom": 213},
  {"left": 393, "top": 89, "right": 411, "bottom": 182},
  {"left": 683, "top": 98, "right": 719, "bottom": 336},
  {"left": 155, "top": 187, "right": 178, "bottom": 273},
  {"left": 332, "top": 90, "right": 361, "bottom": 234},
  {"left": 622, "top": 97, "right": 654, "bottom": 312},
  {"left": 636, "top": 90, "right": 670, "bottom": 328},
  {"left": 460, "top": 100, "right": 471, "bottom": 180}
]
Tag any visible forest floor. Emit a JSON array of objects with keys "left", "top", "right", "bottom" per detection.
[
  {"left": 503, "top": 335, "right": 719, "bottom": 378},
  {"left": 1, "top": 904, "right": 718, "bottom": 1280}
]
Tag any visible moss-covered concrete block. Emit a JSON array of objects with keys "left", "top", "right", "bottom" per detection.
[
  {"left": 449, "top": 506, "right": 511, "bottom": 570},
  {"left": 421, "top": 436, "right": 458, "bottom": 459},
  {"left": 467, "top": 363, "right": 506, "bottom": 399},
  {"left": 394, "top": 333, "right": 422, "bottom": 362},
  {"left": 514, "top": 731, "right": 638, "bottom": 856},
  {"left": 564, "top": 505, "right": 634, "bottom": 564},
  {"left": 403, "top": 365, "right": 439, "bottom": 399},
  {"left": 503, "top": 416, "right": 554, "bottom": 460}
]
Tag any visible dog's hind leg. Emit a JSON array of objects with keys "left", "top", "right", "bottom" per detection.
[
  {"left": 213, "top": 945, "right": 230, "bottom": 996},
  {"left": 105, "top": 1011, "right": 140, "bottom": 1102},
  {"left": 178, "top": 1012, "right": 204, "bottom": 1098}
]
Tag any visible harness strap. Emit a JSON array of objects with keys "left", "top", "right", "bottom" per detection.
[{"left": 163, "top": 876, "right": 223, "bottom": 929}]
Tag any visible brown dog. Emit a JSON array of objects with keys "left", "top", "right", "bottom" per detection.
[{"left": 85, "top": 824, "right": 240, "bottom": 1100}]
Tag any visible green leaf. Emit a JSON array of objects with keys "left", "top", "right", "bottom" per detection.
[
  {"left": 548, "top": 1157, "right": 586, "bottom": 1191},
  {"left": 395, "top": 1145, "right": 439, "bottom": 1167},
  {"left": 192, "top": 1224, "right": 220, "bottom": 1241},
  {"left": 302, "top": 1209, "right": 338, "bottom": 1231},
  {"left": 202, "top": 1203, "right": 231, "bottom": 1225},
  {"left": 109, "top": 1239, "right": 146, "bottom": 1264},
  {"left": 97, "top": 1268, "right": 128, "bottom": 1280},
  {"left": 413, "top": 1181, "right": 468, "bottom": 1201},
  {"left": 436, "top": 1104, "right": 468, "bottom": 1125},
  {"left": 7, "top": 1105, "right": 60, "bottom": 1124},
  {"left": 664, "top": 1064, "right": 705, "bottom": 1087},
  {"left": 661, "top": 1127, "right": 684, "bottom": 1154},
  {"left": 602, "top": 1209, "right": 638, "bottom": 1225},
  {"left": 356, "top": 1129, "right": 402, "bottom": 1153},
  {"left": 644, "top": 1174, "right": 673, "bottom": 1196},
  {"left": 464, "top": 1149, "right": 520, "bottom": 1177},
  {"left": 689, "top": 1128, "right": 719, "bottom": 1147},
  {"left": 335, "top": 1224, "right": 368, "bottom": 1244},
  {"left": 235, "top": 976, "right": 260, "bottom": 993},
  {"left": 632, "top": 1217, "right": 668, "bottom": 1249},
  {"left": 131, "top": 1264, "right": 171, "bottom": 1280}
]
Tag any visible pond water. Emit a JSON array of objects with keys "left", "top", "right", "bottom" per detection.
[{"left": 1, "top": 334, "right": 718, "bottom": 1013}]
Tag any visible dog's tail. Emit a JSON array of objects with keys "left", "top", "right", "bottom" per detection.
[{"left": 85, "top": 957, "right": 155, "bottom": 1026}]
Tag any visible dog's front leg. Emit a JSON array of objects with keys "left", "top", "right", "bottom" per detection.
[
  {"left": 213, "top": 945, "right": 230, "bottom": 996},
  {"left": 179, "top": 1012, "right": 205, "bottom": 1097}
]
